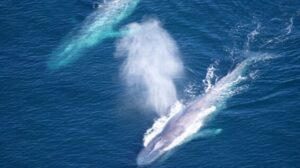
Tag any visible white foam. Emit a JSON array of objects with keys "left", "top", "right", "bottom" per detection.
[
  {"left": 202, "top": 64, "right": 217, "bottom": 93},
  {"left": 285, "top": 16, "right": 294, "bottom": 35},
  {"left": 245, "top": 23, "right": 261, "bottom": 49},
  {"left": 143, "top": 101, "right": 184, "bottom": 147},
  {"left": 261, "top": 15, "right": 296, "bottom": 48}
]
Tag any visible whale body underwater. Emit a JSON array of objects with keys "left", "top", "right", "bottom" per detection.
[
  {"left": 48, "top": 0, "right": 140, "bottom": 70},
  {"left": 137, "top": 56, "right": 271, "bottom": 166}
]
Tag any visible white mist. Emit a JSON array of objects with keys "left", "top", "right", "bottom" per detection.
[{"left": 116, "top": 19, "right": 183, "bottom": 115}]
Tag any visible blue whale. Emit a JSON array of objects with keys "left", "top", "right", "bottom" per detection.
[
  {"left": 48, "top": 0, "right": 140, "bottom": 70},
  {"left": 136, "top": 57, "right": 267, "bottom": 166}
]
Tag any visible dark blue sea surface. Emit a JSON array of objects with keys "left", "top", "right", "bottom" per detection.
[{"left": 1, "top": 0, "right": 300, "bottom": 167}]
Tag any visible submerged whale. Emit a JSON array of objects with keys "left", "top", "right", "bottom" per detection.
[
  {"left": 48, "top": 0, "right": 140, "bottom": 70},
  {"left": 137, "top": 56, "right": 269, "bottom": 166}
]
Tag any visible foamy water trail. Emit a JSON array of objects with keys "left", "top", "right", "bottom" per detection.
[
  {"left": 203, "top": 64, "right": 218, "bottom": 93},
  {"left": 245, "top": 23, "right": 261, "bottom": 50},
  {"left": 116, "top": 19, "right": 184, "bottom": 115},
  {"left": 261, "top": 14, "right": 297, "bottom": 48},
  {"left": 142, "top": 54, "right": 273, "bottom": 151},
  {"left": 48, "top": 0, "right": 140, "bottom": 70}
]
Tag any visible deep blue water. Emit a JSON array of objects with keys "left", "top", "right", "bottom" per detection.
[{"left": 1, "top": 0, "right": 300, "bottom": 167}]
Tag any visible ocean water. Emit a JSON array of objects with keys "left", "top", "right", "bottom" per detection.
[{"left": 0, "top": 0, "right": 300, "bottom": 168}]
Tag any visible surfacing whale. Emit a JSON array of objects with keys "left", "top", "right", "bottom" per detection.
[{"left": 48, "top": 0, "right": 140, "bottom": 70}]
